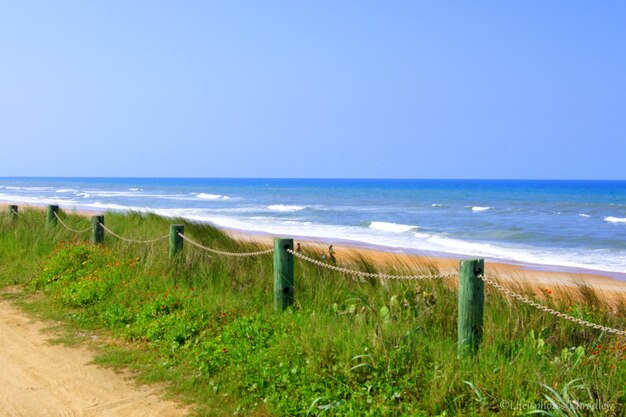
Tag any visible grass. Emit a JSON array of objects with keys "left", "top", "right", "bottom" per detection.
[{"left": 0, "top": 207, "right": 624, "bottom": 416}]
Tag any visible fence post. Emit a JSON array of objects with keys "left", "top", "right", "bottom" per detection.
[
  {"left": 47, "top": 205, "right": 59, "bottom": 227},
  {"left": 458, "top": 259, "right": 485, "bottom": 355},
  {"left": 273, "top": 238, "right": 294, "bottom": 311},
  {"left": 169, "top": 224, "right": 184, "bottom": 258},
  {"left": 8, "top": 205, "right": 18, "bottom": 221},
  {"left": 92, "top": 215, "right": 104, "bottom": 244}
]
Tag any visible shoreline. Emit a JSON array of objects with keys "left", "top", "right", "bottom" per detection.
[
  {"left": 226, "top": 225, "right": 626, "bottom": 281},
  {"left": 229, "top": 228, "right": 626, "bottom": 302},
  {"left": 4, "top": 202, "right": 626, "bottom": 302},
  {"left": 5, "top": 200, "right": 625, "bottom": 281}
]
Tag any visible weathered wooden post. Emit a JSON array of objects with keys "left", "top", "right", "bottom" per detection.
[
  {"left": 273, "top": 238, "right": 294, "bottom": 311},
  {"left": 92, "top": 215, "right": 104, "bottom": 244},
  {"left": 458, "top": 259, "right": 485, "bottom": 355},
  {"left": 47, "top": 205, "right": 59, "bottom": 227},
  {"left": 169, "top": 224, "right": 184, "bottom": 259},
  {"left": 8, "top": 205, "right": 18, "bottom": 221}
]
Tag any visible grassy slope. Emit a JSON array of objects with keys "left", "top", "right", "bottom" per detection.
[{"left": 0, "top": 208, "right": 624, "bottom": 417}]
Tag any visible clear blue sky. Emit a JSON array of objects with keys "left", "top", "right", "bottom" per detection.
[{"left": 1, "top": 1, "right": 625, "bottom": 179}]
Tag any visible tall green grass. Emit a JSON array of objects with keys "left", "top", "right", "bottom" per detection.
[{"left": 0, "top": 208, "right": 624, "bottom": 416}]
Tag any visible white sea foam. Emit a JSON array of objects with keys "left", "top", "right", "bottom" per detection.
[
  {"left": 579, "top": 213, "right": 590, "bottom": 218},
  {"left": 5, "top": 186, "right": 53, "bottom": 191},
  {"left": 426, "top": 235, "right": 520, "bottom": 259},
  {"left": 77, "top": 193, "right": 91, "bottom": 198},
  {"left": 431, "top": 204, "right": 443, "bottom": 207},
  {"left": 471, "top": 206, "right": 492, "bottom": 212},
  {"left": 55, "top": 189, "right": 77, "bottom": 193},
  {"left": 83, "top": 191, "right": 145, "bottom": 198},
  {"left": 84, "top": 202, "right": 148, "bottom": 212},
  {"left": 207, "top": 206, "right": 268, "bottom": 214},
  {"left": 267, "top": 204, "right": 305, "bottom": 212},
  {"left": 605, "top": 216, "right": 626, "bottom": 223},
  {"left": 369, "top": 221, "right": 418, "bottom": 233},
  {"left": 81, "top": 190, "right": 193, "bottom": 200},
  {"left": 0, "top": 193, "right": 78, "bottom": 206},
  {"left": 129, "top": 188, "right": 143, "bottom": 191},
  {"left": 423, "top": 235, "right": 589, "bottom": 271},
  {"left": 169, "top": 212, "right": 626, "bottom": 273},
  {"left": 197, "top": 193, "right": 230, "bottom": 200},
  {"left": 66, "top": 203, "right": 625, "bottom": 274}
]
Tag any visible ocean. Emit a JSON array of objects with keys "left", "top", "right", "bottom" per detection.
[{"left": 1, "top": 178, "right": 625, "bottom": 277}]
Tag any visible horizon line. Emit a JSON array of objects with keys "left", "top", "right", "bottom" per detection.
[{"left": 1, "top": 176, "right": 626, "bottom": 182}]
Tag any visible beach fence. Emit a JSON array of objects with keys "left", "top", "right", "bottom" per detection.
[{"left": 5, "top": 204, "right": 626, "bottom": 353}]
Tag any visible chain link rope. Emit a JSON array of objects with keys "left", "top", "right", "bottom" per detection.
[
  {"left": 53, "top": 211, "right": 92, "bottom": 234},
  {"left": 99, "top": 222, "right": 169, "bottom": 244},
  {"left": 179, "top": 233, "right": 274, "bottom": 257},
  {"left": 479, "top": 274, "right": 626, "bottom": 337},
  {"left": 287, "top": 248, "right": 456, "bottom": 281},
  {"left": 12, "top": 205, "right": 626, "bottom": 337}
]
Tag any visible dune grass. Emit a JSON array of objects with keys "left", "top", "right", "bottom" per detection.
[{"left": 0, "top": 207, "right": 624, "bottom": 416}]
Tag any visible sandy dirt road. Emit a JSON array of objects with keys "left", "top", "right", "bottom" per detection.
[{"left": 0, "top": 301, "right": 188, "bottom": 417}]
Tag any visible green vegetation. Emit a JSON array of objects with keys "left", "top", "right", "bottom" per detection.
[{"left": 0, "top": 207, "right": 625, "bottom": 416}]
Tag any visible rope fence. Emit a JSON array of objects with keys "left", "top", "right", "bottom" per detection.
[
  {"left": 288, "top": 248, "right": 456, "bottom": 281},
  {"left": 479, "top": 274, "right": 626, "bottom": 337},
  {"left": 99, "top": 222, "right": 169, "bottom": 244},
  {"left": 180, "top": 233, "right": 274, "bottom": 257},
  {"left": 53, "top": 211, "right": 92, "bottom": 234},
  {"left": 3, "top": 204, "right": 625, "bottom": 350}
]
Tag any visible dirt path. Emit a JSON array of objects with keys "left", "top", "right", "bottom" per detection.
[{"left": 0, "top": 301, "right": 188, "bottom": 417}]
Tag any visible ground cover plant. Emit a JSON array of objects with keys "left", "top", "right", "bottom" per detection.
[{"left": 0, "top": 208, "right": 625, "bottom": 416}]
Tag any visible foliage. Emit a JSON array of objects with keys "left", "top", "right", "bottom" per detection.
[{"left": 0, "top": 208, "right": 624, "bottom": 416}]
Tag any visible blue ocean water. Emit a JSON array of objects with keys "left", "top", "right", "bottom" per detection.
[{"left": 1, "top": 178, "right": 625, "bottom": 276}]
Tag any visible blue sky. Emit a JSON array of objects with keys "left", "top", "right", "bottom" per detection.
[{"left": 1, "top": 1, "right": 625, "bottom": 179}]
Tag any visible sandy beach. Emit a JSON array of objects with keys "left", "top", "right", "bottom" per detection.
[
  {"left": 5, "top": 202, "right": 624, "bottom": 304},
  {"left": 232, "top": 230, "right": 626, "bottom": 304}
]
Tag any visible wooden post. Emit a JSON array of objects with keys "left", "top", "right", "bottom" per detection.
[
  {"left": 92, "top": 215, "right": 104, "bottom": 244},
  {"left": 273, "top": 238, "right": 294, "bottom": 311},
  {"left": 47, "top": 205, "right": 59, "bottom": 226},
  {"left": 458, "top": 259, "right": 485, "bottom": 355},
  {"left": 169, "top": 224, "right": 184, "bottom": 259},
  {"left": 8, "top": 205, "right": 18, "bottom": 221}
]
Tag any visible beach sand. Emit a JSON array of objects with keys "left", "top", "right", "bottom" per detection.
[
  {"left": 4, "top": 203, "right": 626, "bottom": 304},
  {"left": 232, "top": 230, "right": 626, "bottom": 305},
  {"left": 0, "top": 300, "right": 188, "bottom": 417}
]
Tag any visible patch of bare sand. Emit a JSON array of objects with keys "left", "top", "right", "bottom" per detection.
[{"left": 0, "top": 301, "right": 188, "bottom": 417}]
